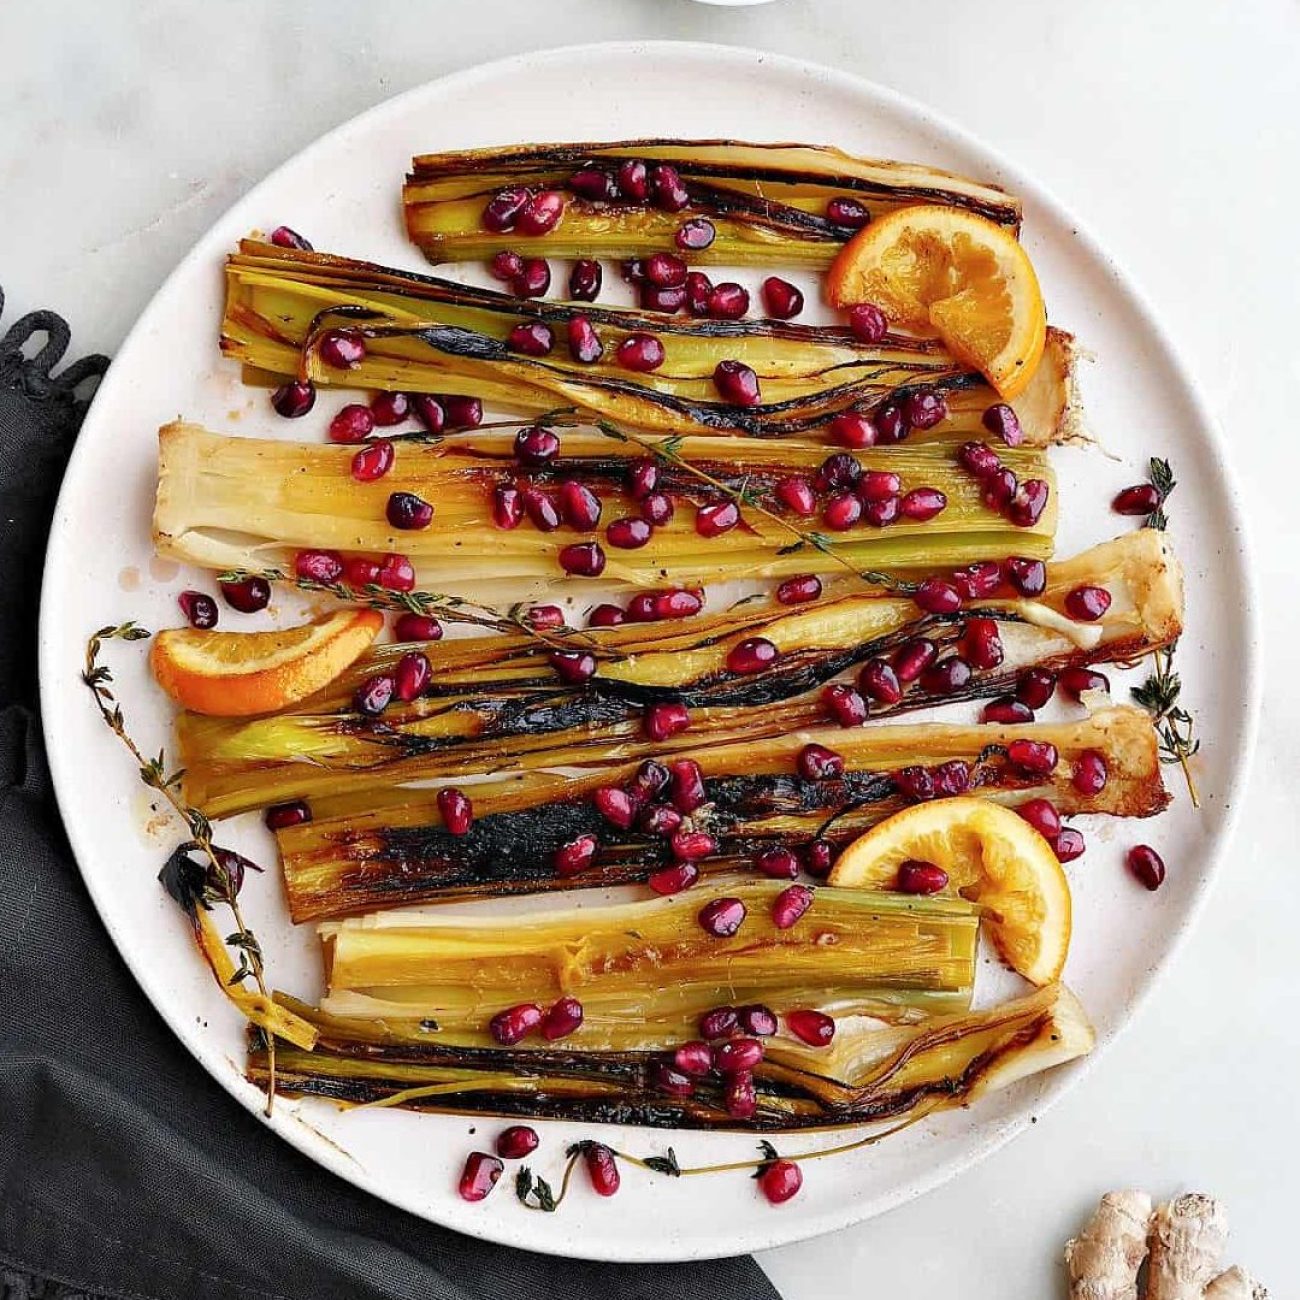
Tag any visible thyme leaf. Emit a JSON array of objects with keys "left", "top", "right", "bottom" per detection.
[{"left": 642, "top": 1147, "right": 681, "bottom": 1177}]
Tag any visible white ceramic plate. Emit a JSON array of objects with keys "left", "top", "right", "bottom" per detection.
[{"left": 38, "top": 42, "right": 1258, "bottom": 1261}]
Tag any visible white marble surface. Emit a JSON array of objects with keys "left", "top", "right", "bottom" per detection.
[{"left": 2, "top": 1, "right": 1297, "bottom": 1295}]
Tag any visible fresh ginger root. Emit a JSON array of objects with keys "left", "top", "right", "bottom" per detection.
[{"left": 1065, "top": 1191, "right": 1267, "bottom": 1300}]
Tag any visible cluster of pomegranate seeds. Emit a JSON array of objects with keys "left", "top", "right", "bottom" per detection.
[
  {"left": 219, "top": 575, "right": 270, "bottom": 614},
  {"left": 495, "top": 1125, "right": 540, "bottom": 1161},
  {"left": 982, "top": 403, "right": 1024, "bottom": 446},
  {"left": 437, "top": 786, "right": 473, "bottom": 836},
  {"left": 955, "top": 440, "right": 1051, "bottom": 528},
  {"left": 509, "top": 320, "right": 554, "bottom": 356},
  {"left": 1127, "top": 844, "right": 1166, "bottom": 890},
  {"left": 822, "top": 683, "right": 868, "bottom": 727},
  {"left": 457, "top": 1152, "right": 504, "bottom": 1203},
  {"left": 271, "top": 379, "right": 316, "bottom": 418},
  {"left": 318, "top": 329, "right": 366, "bottom": 370},
  {"left": 269, "top": 225, "right": 312, "bottom": 251},
  {"left": 328, "top": 403, "right": 374, "bottom": 444},
  {"left": 393, "top": 612, "right": 442, "bottom": 641},
  {"left": 177, "top": 590, "right": 218, "bottom": 629},
  {"left": 264, "top": 800, "right": 311, "bottom": 831},
  {"left": 896, "top": 859, "right": 949, "bottom": 894},
  {"left": 698, "top": 896, "right": 747, "bottom": 937},
  {"left": 786, "top": 1009, "right": 835, "bottom": 1047},
  {"left": 1113, "top": 482, "right": 1162, "bottom": 515},
  {"left": 558, "top": 541, "right": 606, "bottom": 577},
  {"left": 351, "top": 439, "right": 394, "bottom": 483},
  {"left": 761, "top": 277, "right": 804, "bottom": 319},
  {"left": 386, "top": 491, "right": 434, "bottom": 530}
]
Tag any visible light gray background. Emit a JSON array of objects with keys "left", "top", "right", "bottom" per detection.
[{"left": 2, "top": 2, "right": 1296, "bottom": 1295}]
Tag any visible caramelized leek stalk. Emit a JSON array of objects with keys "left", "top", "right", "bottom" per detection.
[
  {"left": 178, "top": 531, "right": 1183, "bottom": 816},
  {"left": 403, "top": 139, "right": 1020, "bottom": 268},
  {"left": 221, "top": 241, "right": 1079, "bottom": 441},
  {"left": 249, "top": 982, "right": 1093, "bottom": 1130},
  {"left": 153, "top": 421, "right": 1057, "bottom": 598},
  {"left": 275, "top": 707, "right": 1168, "bottom": 921}
]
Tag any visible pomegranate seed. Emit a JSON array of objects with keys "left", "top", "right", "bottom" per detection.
[
  {"left": 893, "top": 638, "right": 937, "bottom": 684},
  {"left": 858, "top": 658, "right": 903, "bottom": 704},
  {"left": 964, "top": 617, "right": 1004, "bottom": 670},
  {"left": 874, "top": 402, "right": 910, "bottom": 443},
  {"left": 630, "top": 759, "right": 671, "bottom": 802},
  {"left": 654, "top": 588, "right": 701, "bottom": 618},
  {"left": 541, "top": 996, "right": 584, "bottom": 1040},
  {"left": 318, "top": 329, "right": 365, "bottom": 369},
  {"left": 756, "top": 847, "right": 800, "bottom": 880},
  {"left": 558, "top": 541, "right": 606, "bottom": 577},
  {"left": 983, "top": 695, "right": 1032, "bottom": 724},
  {"left": 951, "top": 561, "right": 1004, "bottom": 601},
  {"left": 727, "top": 637, "right": 779, "bottom": 675},
  {"left": 567, "top": 315, "right": 604, "bottom": 364},
  {"left": 823, "top": 492, "right": 863, "bottom": 530},
  {"left": 674, "top": 1041, "right": 715, "bottom": 1075},
  {"left": 695, "top": 500, "right": 739, "bottom": 537},
  {"left": 932, "top": 759, "right": 971, "bottom": 796},
  {"left": 707, "top": 282, "right": 750, "bottom": 320},
  {"left": 698, "top": 896, "right": 746, "bottom": 937},
  {"left": 714, "top": 1037, "right": 763, "bottom": 1073},
  {"left": 458, "top": 1152, "right": 504, "bottom": 1202},
  {"left": 354, "top": 674, "right": 394, "bottom": 716},
  {"left": 369, "top": 391, "right": 410, "bottom": 427},
  {"left": 553, "top": 834, "right": 598, "bottom": 877},
  {"left": 724, "top": 1071, "right": 757, "bottom": 1119},
  {"left": 394, "top": 651, "right": 431, "bottom": 702},
  {"left": 798, "top": 743, "right": 844, "bottom": 780},
  {"left": 979, "top": 468, "right": 1017, "bottom": 511},
  {"left": 492, "top": 484, "right": 524, "bottom": 530},
  {"left": 649, "top": 163, "right": 689, "bottom": 212},
  {"left": 671, "top": 829, "right": 717, "bottom": 862},
  {"left": 523, "top": 489, "right": 560, "bottom": 532},
  {"left": 482, "top": 187, "right": 531, "bottom": 232},
  {"left": 738, "top": 1005, "right": 778, "bottom": 1037},
  {"left": 527, "top": 604, "right": 564, "bottom": 630},
  {"left": 903, "top": 389, "right": 948, "bottom": 430},
  {"left": 802, "top": 839, "right": 836, "bottom": 878},
  {"left": 640, "top": 283, "right": 687, "bottom": 313},
  {"left": 775, "top": 476, "right": 817, "bottom": 516},
  {"left": 1127, "top": 844, "right": 1165, "bottom": 890},
  {"left": 786, "top": 1009, "right": 835, "bottom": 1047},
  {"left": 496, "top": 1125, "right": 540, "bottom": 1160},
  {"left": 776, "top": 575, "right": 822, "bottom": 606},
  {"left": 569, "top": 167, "right": 616, "bottom": 201},
  {"left": 265, "top": 800, "right": 311, "bottom": 831},
  {"left": 328, "top": 403, "right": 373, "bottom": 444},
  {"left": 387, "top": 491, "right": 434, "bottom": 530},
  {"left": 982, "top": 403, "right": 1023, "bottom": 446},
  {"left": 714, "top": 360, "right": 762, "bottom": 406},
  {"left": 897, "top": 860, "right": 949, "bottom": 894},
  {"left": 856, "top": 472, "right": 899, "bottom": 505},
  {"left": 513, "top": 258, "right": 551, "bottom": 298},
  {"left": 296, "top": 549, "right": 343, "bottom": 582},
  {"left": 639, "top": 803, "right": 682, "bottom": 836},
  {"left": 583, "top": 1144, "right": 621, "bottom": 1197},
  {"left": 1059, "top": 666, "right": 1110, "bottom": 699},
  {"left": 644, "top": 700, "right": 690, "bottom": 741},
  {"left": 593, "top": 786, "right": 636, "bottom": 829},
  {"left": 588, "top": 603, "right": 625, "bottom": 628},
  {"left": 351, "top": 440, "right": 395, "bottom": 482},
  {"left": 509, "top": 321, "right": 554, "bottom": 356},
  {"left": 607, "top": 516, "right": 652, "bottom": 549},
  {"left": 378, "top": 553, "right": 416, "bottom": 591},
  {"left": 1054, "top": 828, "right": 1086, "bottom": 863},
  {"left": 652, "top": 1061, "right": 696, "bottom": 1098},
  {"left": 864, "top": 496, "right": 900, "bottom": 527},
  {"left": 1016, "top": 667, "right": 1057, "bottom": 709},
  {"left": 829, "top": 411, "right": 878, "bottom": 448},
  {"left": 847, "top": 302, "right": 888, "bottom": 343},
  {"left": 622, "top": 258, "right": 647, "bottom": 283},
  {"left": 913, "top": 578, "right": 962, "bottom": 615},
  {"left": 550, "top": 650, "right": 597, "bottom": 684},
  {"left": 569, "top": 258, "right": 602, "bottom": 301},
  {"left": 685, "top": 271, "right": 714, "bottom": 316},
  {"left": 489, "top": 250, "right": 525, "bottom": 282},
  {"left": 760, "top": 1160, "right": 803, "bottom": 1205},
  {"left": 648, "top": 862, "right": 700, "bottom": 895},
  {"left": 440, "top": 395, "right": 482, "bottom": 429},
  {"left": 1065, "top": 585, "right": 1112, "bottom": 621},
  {"left": 823, "top": 683, "right": 868, "bottom": 727},
  {"left": 1007, "top": 739, "right": 1059, "bottom": 775},
  {"left": 644, "top": 253, "right": 687, "bottom": 287},
  {"left": 1073, "top": 749, "right": 1109, "bottom": 795},
  {"left": 772, "top": 884, "right": 814, "bottom": 930},
  {"left": 1017, "top": 798, "right": 1061, "bottom": 840},
  {"left": 901, "top": 487, "right": 948, "bottom": 522},
  {"left": 1003, "top": 556, "right": 1047, "bottom": 597},
  {"left": 271, "top": 380, "right": 316, "bottom": 418},
  {"left": 269, "top": 225, "right": 312, "bottom": 250},
  {"left": 1009, "top": 479, "right": 1051, "bottom": 527},
  {"left": 669, "top": 758, "right": 706, "bottom": 813},
  {"left": 558, "top": 479, "right": 602, "bottom": 530},
  {"left": 1113, "top": 482, "right": 1162, "bottom": 515},
  {"left": 344, "top": 557, "right": 383, "bottom": 589},
  {"left": 762, "top": 277, "right": 804, "bottom": 319},
  {"left": 625, "top": 458, "right": 658, "bottom": 500},
  {"left": 815, "top": 452, "right": 861, "bottom": 492},
  {"left": 219, "top": 576, "right": 271, "bottom": 614},
  {"left": 699, "top": 1006, "right": 739, "bottom": 1040},
  {"left": 958, "top": 441, "right": 1002, "bottom": 478},
  {"left": 639, "top": 491, "right": 674, "bottom": 526},
  {"left": 410, "top": 394, "right": 445, "bottom": 433},
  {"left": 617, "top": 333, "right": 666, "bottom": 371},
  {"left": 676, "top": 218, "right": 716, "bottom": 250},
  {"left": 489, "top": 1003, "right": 542, "bottom": 1046},
  {"left": 517, "top": 190, "right": 565, "bottom": 236},
  {"left": 827, "top": 196, "right": 871, "bottom": 228},
  {"left": 177, "top": 591, "right": 217, "bottom": 629},
  {"left": 920, "top": 655, "right": 973, "bottom": 695},
  {"left": 437, "top": 787, "right": 473, "bottom": 835},
  {"left": 616, "top": 159, "right": 649, "bottom": 201},
  {"left": 394, "top": 613, "right": 442, "bottom": 642}
]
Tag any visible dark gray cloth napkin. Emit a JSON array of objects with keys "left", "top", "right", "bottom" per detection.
[{"left": 0, "top": 287, "right": 781, "bottom": 1300}]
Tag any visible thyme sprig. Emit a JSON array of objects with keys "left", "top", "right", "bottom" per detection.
[
  {"left": 1145, "top": 457, "right": 1175, "bottom": 531},
  {"left": 81, "top": 621, "right": 278, "bottom": 1112}
]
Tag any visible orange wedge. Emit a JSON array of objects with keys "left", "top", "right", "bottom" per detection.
[
  {"left": 151, "top": 608, "right": 383, "bottom": 717},
  {"left": 825, "top": 205, "right": 1046, "bottom": 398},
  {"left": 828, "top": 797, "right": 1071, "bottom": 985}
]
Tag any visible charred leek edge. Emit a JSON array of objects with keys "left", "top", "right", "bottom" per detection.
[
  {"left": 221, "top": 241, "right": 1076, "bottom": 442},
  {"left": 319, "top": 878, "right": 979, "bottom": 1032},
  {"left": 179, "top": 531, "right": 1183, "bottom": 817},
  {"left": 275, "top": 707, "right": 1168, "bottom": 922},
  {"left": 247, "top": 982, "right": 1093, "bottom": 1131},
  {"left": 402, "top": 138, "right": 1020, "bottom": 267},
  {"left": 153, "top": 420, "right": 1057, "bottom": 599}
]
